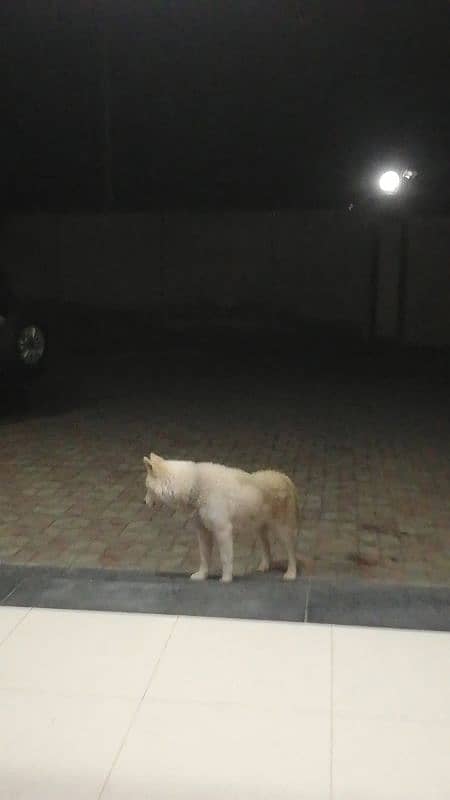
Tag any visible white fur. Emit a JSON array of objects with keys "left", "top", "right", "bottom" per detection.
[{"left": 144, "top": 453, "right": 300, "bottom": 583}]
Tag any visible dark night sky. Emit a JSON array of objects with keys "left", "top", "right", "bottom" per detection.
[{"left": 2, "top": 0, "right": 450, "bottom": 211}]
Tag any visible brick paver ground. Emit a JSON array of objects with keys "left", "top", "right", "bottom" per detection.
[{"left": 1, "top": 350, "right": 449, "bottom": 585}]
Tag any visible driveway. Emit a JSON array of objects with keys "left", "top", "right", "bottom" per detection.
[{"left": 1, "top": 347, "right": 449, "bottom": 585}]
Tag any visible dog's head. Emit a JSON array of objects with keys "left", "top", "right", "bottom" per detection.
[
  {"left": 143, "top": 453, "right": 173, "bottom": 509},
  {"left": 143, "top": 453, "right": 195, "bottom": 509}
]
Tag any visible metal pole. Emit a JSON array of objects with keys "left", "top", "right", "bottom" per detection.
[
  {"left": 396, "top": 219, "right": 408, "bottom": 345},
  {"left": 368, "top": 221, "right": 380, "bottom": 343}
]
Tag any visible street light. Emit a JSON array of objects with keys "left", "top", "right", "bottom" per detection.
[
  {"left": 378, "top": 168, "right": 418, "bottom": 195},
  {"left": 379, "top": 170, "right": 400, "bottom": 194},
  {"left": 370, "top": 166, "right": 418, "bottom": 345}
]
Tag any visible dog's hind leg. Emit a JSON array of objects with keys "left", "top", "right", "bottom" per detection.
[
  {"left": 215, "top": 524, "right": 233, "bottom": 584},
  {"left": 256, "top": 524, "right": 271, "bottom": 573},
  {"left": 276, "top": 523, "right": 297, "bottom": 581}
]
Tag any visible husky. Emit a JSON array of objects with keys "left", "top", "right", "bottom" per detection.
[{"left": 143, "top": 453, "right": 300, "bottom": 583}]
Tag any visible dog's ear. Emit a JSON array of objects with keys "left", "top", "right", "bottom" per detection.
[
  {"left": 150, "top": 453, "right": 167, "bottom": 476},
  {"left": 143, "top": 456, "right": 152, "bottom": 471}
]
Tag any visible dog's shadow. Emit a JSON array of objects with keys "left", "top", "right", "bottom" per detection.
[
  {"left": 204, "top": 558, "right": 305, "bottom": 581},
  {"left": 272, "top": 557, "right": 305, "bottom": 574}
]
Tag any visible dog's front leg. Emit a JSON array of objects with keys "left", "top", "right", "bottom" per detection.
[
  {"left": 215, "top": 524, "right": 233, "bottom": 584},
  {"left": 190, "top": 526, "right": 213, "bottom": 581}
]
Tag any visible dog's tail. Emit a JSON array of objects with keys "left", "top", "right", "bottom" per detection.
[{"left": 285, "top": 475, "right": 301, "bottom": 535}]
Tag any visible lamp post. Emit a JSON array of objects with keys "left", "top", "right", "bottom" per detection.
[{"left": 367, "top": 167, "right": 416, "bottom": 346}]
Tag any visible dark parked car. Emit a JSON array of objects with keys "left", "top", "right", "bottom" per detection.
[{"left": 0, "top": 269, "right": 47, "bottom": 378}]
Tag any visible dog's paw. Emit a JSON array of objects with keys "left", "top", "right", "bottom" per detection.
[
  {"left": 283, "top": 570, "right": 297, "bottom": 581},
  {"left": 256, "top": 560, "right": 270, "bottom": 573},
  {"left": 190, "top": 570, "right": 208, "bottom": 581},
  {"left": 220, "top": 575, "right": 233, "bottom": 584}
]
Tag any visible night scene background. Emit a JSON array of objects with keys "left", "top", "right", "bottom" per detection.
[
  {"left": 2, "top": 0, "right": 450, "bottom": 211},
  {"left": 1, "top": 0, "right": 450, "bottom": 352}
]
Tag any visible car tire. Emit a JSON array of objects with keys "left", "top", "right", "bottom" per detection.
[
  {"left": 16, "top": 322, "right": 47, "bottom": 372},
  {"left": 5, "top": 312, "right": 48, "bottom": 377}
]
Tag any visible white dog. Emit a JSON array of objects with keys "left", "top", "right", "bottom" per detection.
[{"left": 144, "top": 453, "right": 300, "bottom": 583}]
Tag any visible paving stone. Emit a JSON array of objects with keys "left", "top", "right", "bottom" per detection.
[
  {"left": 357, "top": 545, "right": 380, "bottom": 566},
  {"left": 32, "top": 504, "right": 74, "bottom": 516},
  {"left": 5, "top": 547, "right": 39, "bottom": 564},
  {"left": 0, "top": 511, "right": 21, "bottom": 524}
]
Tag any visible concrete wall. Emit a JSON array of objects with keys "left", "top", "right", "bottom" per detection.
[
  {"left": 1, "top": 210, "right": 372, "bottom": 331},
  {"left": 0, "top": 213, "right": 60, "bottom": 302},
  {"left": 376, "top": 221, "right": 401, "bottom": 341},
  {"left": 1, "top": 210, "right": 449, "bottom": 346},
  {"left": 406, "top": 217, "right": 450, "bottom": 347},
  {"left": 58, "top": 214, "right": 163, "bottom": 309},
  {"left": 272, "top": 211, "right": 371, "bottom": 330},
  {"left": 162, "top": 211, "right": 274, "bottom": 311}
]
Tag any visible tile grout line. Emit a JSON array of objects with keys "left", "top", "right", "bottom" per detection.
[
  {"left": 97, "top": 614, "right": 180, "bottom": 800},
  {"left": 0, "top": 604, "right": 33, "bottom": 648},
  {"left": 0, "top": 576, "right": 27, "bottom": 606},
  {"left": 329, "top": 625, "right": 334, "bottom": 800},
  {"left": 139, "top": 617, "right": 180, "bottom": 704}
]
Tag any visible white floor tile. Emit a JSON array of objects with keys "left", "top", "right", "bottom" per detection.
[
  {"left": 102, "top": 699, "right": 330, "bottom": 800},
  {"left": 147, "top": 616, "right": 331, "bottom": 712},
  {"left": 0, "top": 606, "right": 29, "bottom": 645},
  {"left": 333, "top": 716, "right": 450, "bottom": 800},
  {"left": 0, "top": 689, "right": 135, "bottom": 800},
  {"left": 333, "top": 626, "right": 450, "bottom": 722},
  {"left": 0, "top": 608, "right": 176, "bottom": 699},
  {"left": 1, "top": 606, "right": 447, "bottom": 800}
]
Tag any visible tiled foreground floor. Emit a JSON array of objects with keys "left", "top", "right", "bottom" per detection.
[{"left": 0, "top": 605, "right": 449, "bottom": 799}]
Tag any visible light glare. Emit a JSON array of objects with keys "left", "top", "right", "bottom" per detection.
[{"left": 379, "top": 170, "right": 400, "bottom": 194}]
